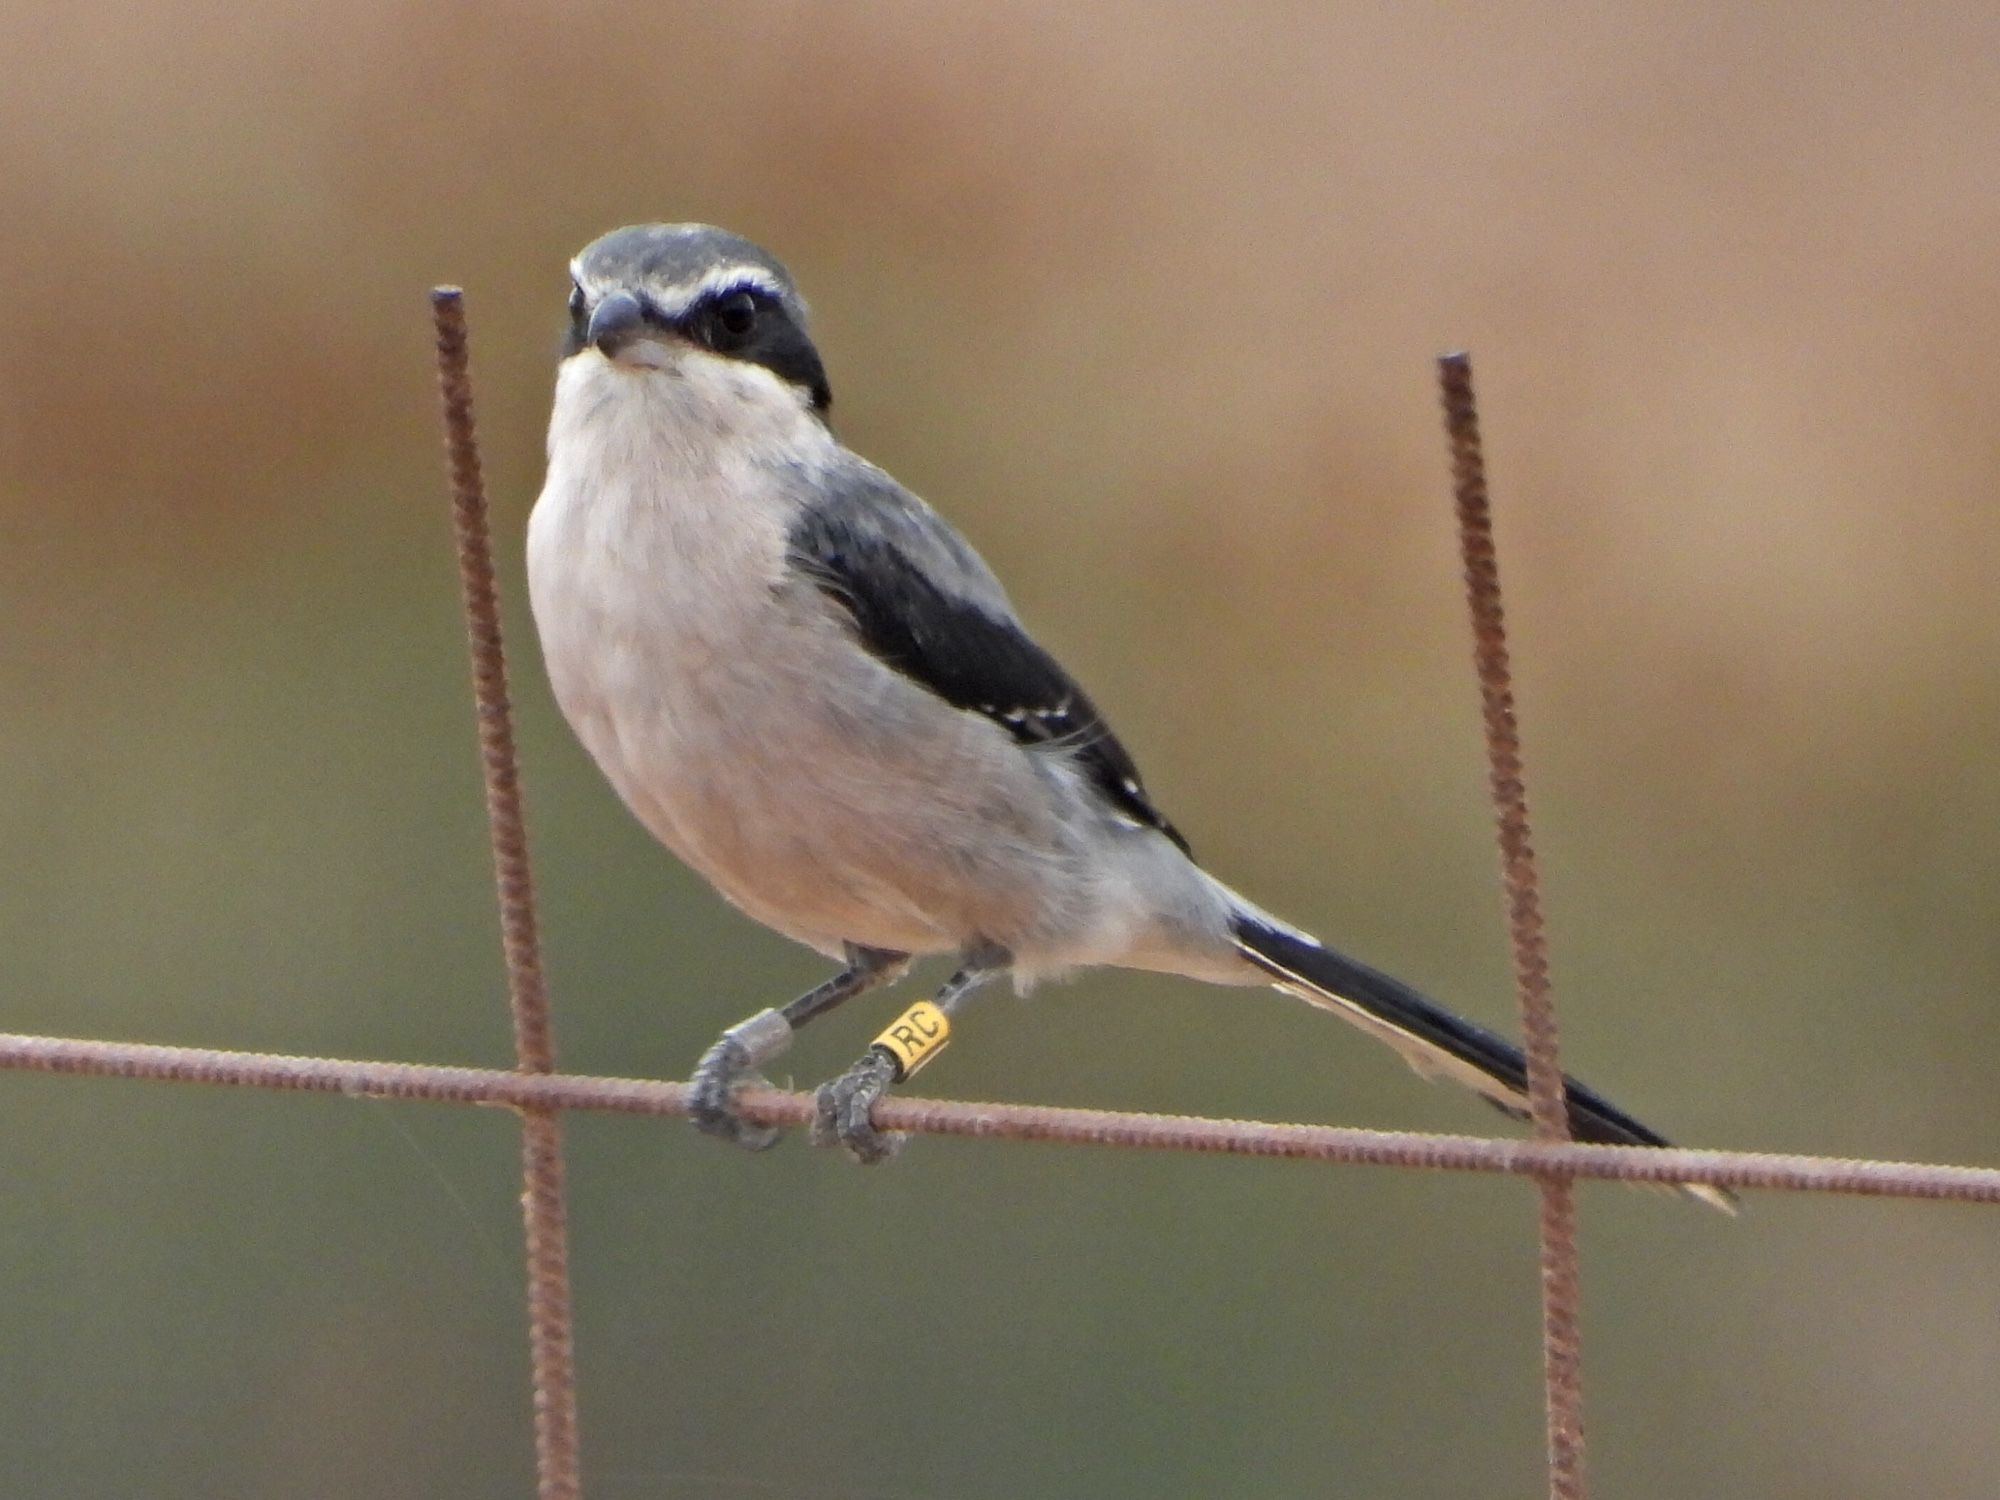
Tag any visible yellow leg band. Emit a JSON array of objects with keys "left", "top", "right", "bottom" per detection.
[{"left": 871, "top": 1001, "right": 951, "bottom": 1081}]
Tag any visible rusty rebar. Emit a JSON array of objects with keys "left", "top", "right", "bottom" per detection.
[
  {"left": 432, "top": 287, "right": 581, "bottom": 1500},
  {"left": 1439, "top": 351, "right": 1587, "bottom": 1500},
  {"left": 433, "top": 289, "right": 555, "bottom": 1077},
  {"left": 8, "top": 1030, "right": 2000, "bottom": 1201},
  {"left": 11, "top": 1032, "right": 2000, "bottom": 1208}
]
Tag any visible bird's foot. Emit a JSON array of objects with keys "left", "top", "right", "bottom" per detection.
[
  {"left": 689, "top": 1009, "right": 793, "bottom": 1152},
  {"left": 811, "top": 1049, "right": 905, "bottom": 1164}
]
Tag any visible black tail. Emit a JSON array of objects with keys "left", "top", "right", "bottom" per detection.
[{"left": 1230, "top": 909, "right": 1736, "bottom": 1212}]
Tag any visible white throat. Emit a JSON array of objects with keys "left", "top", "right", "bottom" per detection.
[{"left": 545, "top": 344, "right": 832, "bottom": 483}]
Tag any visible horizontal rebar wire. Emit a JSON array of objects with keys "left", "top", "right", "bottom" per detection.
[
  {"left": 1440, "top": 351, "right": 1587, "bottom": 1500},
  {"left": 431, "top": 287, "right": 581, "bottom": 1500},
  {"left": 6, "top": 1031, "right": 1999, "bottom": 1203}
]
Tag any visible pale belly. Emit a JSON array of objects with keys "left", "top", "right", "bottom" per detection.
[{"left": 535, "top": 559, "right": 1088, "bottom": 959}]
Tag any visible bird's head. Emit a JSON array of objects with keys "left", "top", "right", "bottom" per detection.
[{"left": 564, "top": 224, "right": 831, "bottom": 413}]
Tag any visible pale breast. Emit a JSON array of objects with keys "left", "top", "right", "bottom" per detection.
[{"left": 529, "top": 375, "right": 795, "bottom": 854}]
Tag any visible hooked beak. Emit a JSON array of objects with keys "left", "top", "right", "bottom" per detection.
[{"left": 586, "top": 290, "right": 648, "bottom": 356}]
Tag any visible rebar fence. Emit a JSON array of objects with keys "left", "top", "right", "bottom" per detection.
[{"left": 5, "top": 294, "right": 1996, "bottom": 1500}]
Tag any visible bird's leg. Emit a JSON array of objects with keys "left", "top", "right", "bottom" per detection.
[
  {"left": 812, "top": 943, "right": 1010, "bottom": 1164},
  {"left": 690, "top": 944, "right": 909, "bottom": 1151}
]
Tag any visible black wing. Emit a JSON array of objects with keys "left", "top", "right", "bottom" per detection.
[{"left": 788, "top": 502, "right": 1190, "bottom": 856}]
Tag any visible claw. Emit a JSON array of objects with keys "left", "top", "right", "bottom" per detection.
[
  {"left": 811, "top": 1050, "right": 905, "bottom": 1164},
  {"left": 689, "top": 1033, "right": 784, "bottom": 1152}
]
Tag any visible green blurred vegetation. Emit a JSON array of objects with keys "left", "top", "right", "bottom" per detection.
[{"left": 4, "top": 4, "right": 1999, "bottom": 1496}]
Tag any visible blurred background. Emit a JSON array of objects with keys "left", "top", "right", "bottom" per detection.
[{"left": 4, "top": 3, "right": 1998, "bottom": 1496}]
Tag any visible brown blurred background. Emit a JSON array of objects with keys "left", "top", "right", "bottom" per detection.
[{"left": 4, "top": 4, "right": 1998, "bottom": 1496}]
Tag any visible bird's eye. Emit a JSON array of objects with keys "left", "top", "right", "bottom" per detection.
[
  {"left": 709, "top": 290, "right": 759, "bottom": 348},
  {"left": 568, "top": 283, "right": 587, "bottom": 321}
]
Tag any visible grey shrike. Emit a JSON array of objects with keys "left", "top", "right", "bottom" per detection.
[{"left": 527, "top": 222, "right": 1729, "bottom": 1208}]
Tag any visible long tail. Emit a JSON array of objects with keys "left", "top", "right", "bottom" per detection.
[{"left": 1228, "top": 907, "right": 1737, "bottom": 1213}]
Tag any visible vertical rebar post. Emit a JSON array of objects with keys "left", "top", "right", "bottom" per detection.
[
  {"left": 431, "top": 288, "right": 582, "bottom": 1500},
  {"left": 1437, "top": 351, "right": 1587, "bottom": 1500}
]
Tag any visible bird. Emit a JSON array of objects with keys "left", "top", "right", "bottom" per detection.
[{"left": 526, "top": 222, "right": 1732, "bottom": 1210}]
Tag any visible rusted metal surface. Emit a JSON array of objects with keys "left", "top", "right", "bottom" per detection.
[
  {"left": 7, "top": 1031, "right": 2000, "bottom": 1203},
  {"left": 431, "top": 288, "right": 581, "bottom": 1500},
  {"left": 1439, "top": 351, "right": 1587, "bottom": 1500}
]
